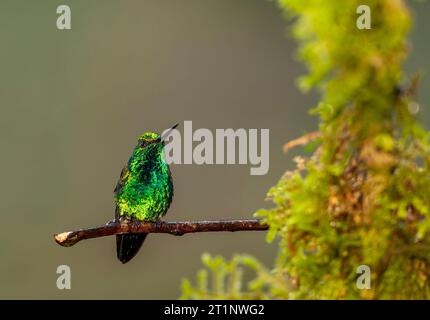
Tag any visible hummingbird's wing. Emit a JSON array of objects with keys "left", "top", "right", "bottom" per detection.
[
  {"left": 114, "top": 165, "right": 130, "bottom": 223},
  {"left": 114, "top": 165, "right": 130, "bottom": 196}
]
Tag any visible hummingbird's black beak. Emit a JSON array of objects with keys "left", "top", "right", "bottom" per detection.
[{"left": 161, "top": 123, "right": 179, "bottom": 142}]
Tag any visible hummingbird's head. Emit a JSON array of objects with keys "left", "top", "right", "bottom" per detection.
[
  {"left": 137, "top": 123, "right": 179, "bottom": 149},
  {"left": 138, "top": 132, "right": 161, "bottom": 148}
]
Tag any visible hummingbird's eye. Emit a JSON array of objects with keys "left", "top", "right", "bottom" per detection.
[{"left": 140, "top": 138, "right": 158, "bottom": 148}]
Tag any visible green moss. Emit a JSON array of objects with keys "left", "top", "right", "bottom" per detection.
[{"left": 182, "top": 0, "right": 430, "bottom": 299}]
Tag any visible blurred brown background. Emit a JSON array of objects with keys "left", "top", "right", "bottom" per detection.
[{"left": 0, "top": 0, "right": 429, "bottom": 299}]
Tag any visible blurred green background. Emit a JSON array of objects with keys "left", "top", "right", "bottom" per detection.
[{"left": 0, "top": 0, "right": 429, "bottom": 299}]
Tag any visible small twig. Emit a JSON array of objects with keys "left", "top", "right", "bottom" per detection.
[
  {"left": 283, "top": 131, "right": 320, "bottom": 154},
  {"left": 54, "top": 218, "right": 268, "bottom": 247}
]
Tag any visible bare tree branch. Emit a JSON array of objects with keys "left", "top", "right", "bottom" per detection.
[{"left": 54, "top": 218, "right": 268, "bottom": 247}]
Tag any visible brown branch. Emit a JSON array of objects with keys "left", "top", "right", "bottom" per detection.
[
  {"left": 283, "top": 131, "right": 320, "bottom": 154},
  {"left": 54, "top": 218, "right": 268, "bottom": 247}
]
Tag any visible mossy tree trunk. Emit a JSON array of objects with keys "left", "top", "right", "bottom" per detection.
[{"left": 182, "top": 0, "right": 430, "bottom": 299}]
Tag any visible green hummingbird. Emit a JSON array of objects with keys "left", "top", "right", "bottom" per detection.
[{"left": 114, "top": 124, "right": 177, "bottom": 263}]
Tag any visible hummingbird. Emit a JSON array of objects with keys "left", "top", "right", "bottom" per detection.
[{"left": 114, "top": 124, "right": 178, "bottom": 263}]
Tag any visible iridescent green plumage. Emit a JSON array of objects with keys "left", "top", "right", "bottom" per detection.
[{"left": 114, "top": 130, "right": 174, "bottom": 263}]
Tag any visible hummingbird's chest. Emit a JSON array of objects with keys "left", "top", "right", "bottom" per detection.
[{"left": 115, "top": 157, "right": 174, "bottom": 221}]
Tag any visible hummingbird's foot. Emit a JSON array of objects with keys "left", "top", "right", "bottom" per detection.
[
  {"left": 117, "top": 216, "right": 133, "bottom": 228},
  {"left": 122, "top": 216, "right": 140, "bottom": 231},
  {"left": 154, "top": 219, "right": 162, "bottom": 229},
  {"left": 105, "top": 219, "right": 116, "bottom": 225}
]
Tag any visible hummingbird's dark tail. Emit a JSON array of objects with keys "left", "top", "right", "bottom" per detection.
[{"left": 116, "top": 233, "right": 147, "bottom": 264}]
